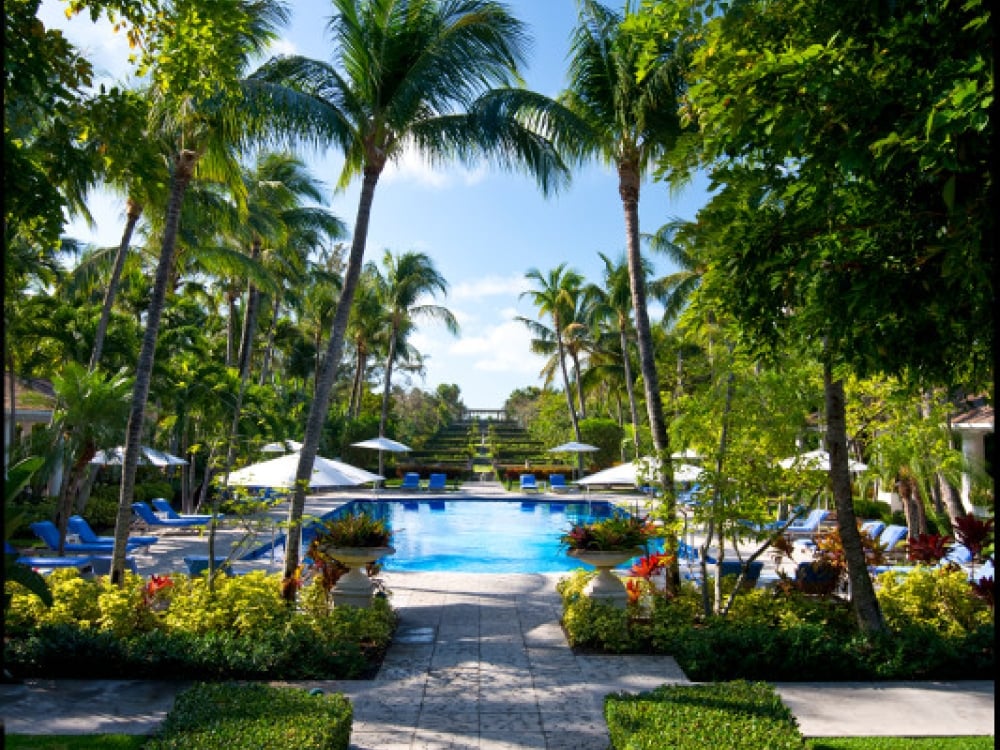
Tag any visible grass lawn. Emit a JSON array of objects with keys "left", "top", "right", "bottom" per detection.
[{"left": 5, "top": 737, "right": 148, "bottom": 750}]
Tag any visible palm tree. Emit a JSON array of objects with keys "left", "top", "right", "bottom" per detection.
[
  {"left": 560, "top": 0, "right": 691, "bottom": 501},
  {"left": 374, "top": 250, "right": 458, "bottom": 474},
  {"left": 585, "top": 252, "right": 647, "bottom": 455},
  {"left": 108, "top": 0, "right": 292, "bottom": 585},
  {"left": 520, "top": 264, "right": 586, "bottom": 464},
  {"left": 250, "top": 0, "right": 571, "bottom": 592},
  {"left": 346, "top": 263, "right": 391, "bottom": 419}
]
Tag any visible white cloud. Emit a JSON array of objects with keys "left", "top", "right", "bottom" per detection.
[
  {"left": 382, "top": 145, "right": 489, "bottom": 188},
  {"left": 267, "top": 38, "right": 298, "bottom": 58},
  {"left": 39, "top": 1, "right": 135, "bottom": 85},
  {"left": 452, "top": 274, "right": 530, "bottom": 300}
]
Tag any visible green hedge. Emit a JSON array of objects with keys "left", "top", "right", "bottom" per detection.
[
  {"left": 145, "top": 682, "right": 352, "bottom": 750},
  {"left": 605, "top": 681, "right": 808, "bottom": 750}
]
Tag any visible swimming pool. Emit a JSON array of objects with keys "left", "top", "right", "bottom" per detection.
[{"left": 312, "top": 499, "right": 640, "bottom": 573}]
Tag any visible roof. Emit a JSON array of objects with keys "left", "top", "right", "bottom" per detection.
[
  {"left": 950, "top": 402, "right": 994, "bottom": 431},
  {"left": 3, "top": 372, "right": 55, "bottom": 414}
]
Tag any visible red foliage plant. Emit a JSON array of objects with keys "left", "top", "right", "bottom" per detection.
[
  {"left": 952, "top": 514, "right": 994, "bottom": 560},
  {"left": 630, "top": 551, "right": 672, "bottom": 579},
  {"left": 907, "top": 533, "right": 954, "bottom": 564}
]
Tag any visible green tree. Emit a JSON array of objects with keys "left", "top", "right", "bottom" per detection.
[
  {"left": 374, "top": 249, "right": 458, "bottom": 474},
  {"left": 678, "top": 0, "right": 992, "bottom": 631},
  {"left": 559, "top": 0, "right": 693, "bottom": 505},
  {"left": 519, "top": 264, "right": 587, "bottom": 464},
  {"left": 108, "top": 0, "right": 292, "bottom": 585},
  {"left": 251, "top": 0, "right": 571, "bottom": 592}
]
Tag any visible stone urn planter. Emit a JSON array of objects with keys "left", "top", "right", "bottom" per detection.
[
  {"left": 322, "top": 545, "right": 395, "bottom": 608},
  {"left": 568, "top": 548, "right": 642, "bottom": 608}
]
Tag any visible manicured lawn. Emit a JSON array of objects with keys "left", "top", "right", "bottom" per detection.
[{"left": 810, "top": 739, "right": 994, "bottom": 750}]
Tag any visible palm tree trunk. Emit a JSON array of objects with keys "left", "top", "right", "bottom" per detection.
[
  {"left": 90, "top": 197, "right": 142, "bottom": 371},
  {"left": 620, "top": 324, "right": 640, "bottom": 456},
  {"left": 824, "top": 365, "right": 886, "bottom": 633},
  {"left": 258, "top": 297, "right": 280, "bottom": 386},
  {"left": 571, "top": 351, "right": 587, "bottom": 420},
  {"left": 237, "top": 238, "right": 263, "bottom": 377},
  {"left": 110, "top": 149, "right": 198, "bottom": 586},
  {"left": 379, "top": 327, "right": 398, "bottom": 477},
  {"left": 619, "top": 164, "right": 671, "bottom": 490},
  {"left": 7, "top": 353, "right": 16, "bottom": 454},
  {"left": 283, "top": 166, "right": 382, "bottom": 594}
]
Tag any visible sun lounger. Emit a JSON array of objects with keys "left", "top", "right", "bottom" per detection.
[
  {"left": 400, "top": 473, "right": 421, "bottom": 491},
  {"left": 859, "top": 520, "right": 886, "bottom": 541},
  {"left": 427, "top": 473, "right": 448, "bottom": 492},
  {"left": 519, "top": 474, "right": 540, "bottom": 493},
  {"left": 30, "top": 521, "right": 123, "bottom": 554},
  {"left": 151, "top": 498, "right": 217, "bottom": 522},
  {"left": 68, "top": 515, "right": 158, "bottom": 550},
  {"left": 548, "top": 474, "right": 577, "bottom": 493},
  {"left": 89, "top": 555, "right": 139, "bottom": 575},
  {"left": 132, "top": 502, "right": 208, "bottom": 530},
  {"left": 876, "top": 524, "right": 909, "bottom": 561}
]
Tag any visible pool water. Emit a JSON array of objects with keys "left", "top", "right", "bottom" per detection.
[{"left": 318, "top": 499, "right": 638, "bottom": 573}]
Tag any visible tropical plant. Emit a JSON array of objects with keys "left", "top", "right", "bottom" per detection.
[
  {"left": 4, "top": 457, "right": 53, "bottom": 609},
  {"left": 561, "top": 514, "right": 657, "bottom": 552},
  {"left": 314, "top": 512, "right": 392, "bottom": 549},
  {"left": 250, "top": 0, "right": 571, "bottom": 596}
]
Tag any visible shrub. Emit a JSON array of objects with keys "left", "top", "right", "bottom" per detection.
[
  {"left": 4, "top": 569, "right": 396, "bottom": 680},
  {"left": 145, "top": 682, "right": 352, "bottom": 750},
  {"left": 605, "top": 680, "right": 808, "bottom": 750}
]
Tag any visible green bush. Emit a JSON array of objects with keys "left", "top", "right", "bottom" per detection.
[
  {"left": 4, "top": 570, "right": 396, "bottom": 680},
  {"left": 852, "top": 498, "right": 888, "bottom": 522},
  {"left": 145, "top": 682, "right": 352, "bottom": 750},
  {"left": 557, "top": 567, "right": 994, "bottom": 681},
  {"left": 605, "top": 681, "right": 808, "bottom": 750}
]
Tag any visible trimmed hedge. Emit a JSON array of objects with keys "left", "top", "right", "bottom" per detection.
[
  {"left": 145, "top": 682, "right": 352, "bottom": 750},
  {"left": 605, "top": 681, "right": 807, "bottom": 750}
]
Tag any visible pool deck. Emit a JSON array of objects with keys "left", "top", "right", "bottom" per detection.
[{"left": 2, "top": 482, "right": 993, "bottom": 747}]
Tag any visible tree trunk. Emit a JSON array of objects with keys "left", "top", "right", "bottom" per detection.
[
  {"left": 620, "top": 323, "right": 640, "bottom": 457},
  {"left": 938, "top": 474, "right": 965, "bottom": 526},
  {"left": 619, "top": 163, "right": 671, "bottom": 491},
  {"left": 54, "top": 442, "right": 96, "bottom": 555},
  {"left": 237, "top": 237, "right": 263, "bottom": 377},
  {"left": 90, "top": 197, "right": 142, "bottom": 371},
  {"left": 824, "top": 366, "right": 886, "bottom": 633},
  {"left": 555, "top": 313, "right": 583, "bottom": 462},
  {"left": 283, "top": 164, "right": 382, "bottom": 594},
  {"left": 571, "top": 350, "right": 587, "bottom": 420},
  {"left": 110, "top": 149, "right": 198, "bottom": 586},
  {"left": 258, "top": 297, "right": 280, "bottom": 386},
  {"left": 378, "top": 325, "right": 398, "bottom": 477}
]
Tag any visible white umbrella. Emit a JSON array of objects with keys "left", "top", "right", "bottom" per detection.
[
  {"left": 778, "top": 449, "right": 867, "bottom": 473},
  {"left": 671, "top": 449, "right": 702, "bottom": 460},
  {"left": 352, "top": 436, "right": 412, "bottom": 479},
  {"left": 261, "top": 439, "right": 303, "bottom": 453},
  {"left": 226, "top": 452, "right": 382, "bottom": 489},
  {"left": 91, "top": 445, "right": 188, "bottom": 467},
  {"left": 352, "top": 436, "right": 412, "bottom": 452},
  {"left": 548, "top": 441, "right": 599, "bottom": 453},
  {"left": 576, "top": 457, "right": 661, "bottom": 487}
]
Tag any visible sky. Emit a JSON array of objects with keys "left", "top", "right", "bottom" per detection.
[{"left": 40, "top": 0, "right": 712, "bottom": 408}]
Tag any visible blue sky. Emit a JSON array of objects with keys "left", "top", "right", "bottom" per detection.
[{"left": 41, "top": 0, "right": 711, "bottom": 408}]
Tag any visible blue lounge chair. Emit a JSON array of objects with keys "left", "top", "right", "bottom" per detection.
[
  {"left": 715, "top": 560, "right": 765, "bottom": 590},
  {"left": 7, "top": 541, "right": 95, "bottom": 573},
  {"left": 151, "top": 498, "right": 217, "bottom": 522},
  {"left": 548, "top": 474, "right": 576, "bottom": 493},
  {"left": 68, "top": 515, "right": 158, "bottom": 550},
  {"left": 427, "top": 473, "right": 448, "bottom": 492},
  {"left": 860, "top": 520, "right": 886, "bottom": 541},
  {"left": 877, "top": 524, "right": 909, "bottom": 555},
  {"left": 776, "top": 508, "right": 830, "bottom": 538},
  {"left": 400, "top": 472, "right": 421, "bottom": 491},
  {"left": 132, "top": 502, "right": 208, "bottom": 529},
  {"left": 30, "top": 521, "right": 122, "bottom": 554},
  {"left": 519, "top": 474, "right": 539, "bottom": 493}
]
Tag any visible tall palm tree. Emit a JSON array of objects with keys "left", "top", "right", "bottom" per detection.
[
  {"left": 346, "top": 263, "right": 390, "bottom": 418},
  {"left": 560, "top": 0, "right": 691, "bottom": 501},
  {"left": 520, "top": 264, "right": 586, "bottom": 463},
  {"left": 108, "top": 0, "right": 292, "bottom": 585},
  {"left": 374, "top": 249, "right": 458, "bottom": 474},
  {"left": 251, "top": 0, "right": 571, "bottom": 592}
]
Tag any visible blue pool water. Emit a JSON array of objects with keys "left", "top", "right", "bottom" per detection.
[{"left": 310, "top": 499, "right": 639, "bottom": 573}]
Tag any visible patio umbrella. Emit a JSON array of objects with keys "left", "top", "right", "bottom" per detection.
[
  {"left": 261, "top": 439, "right": 303, "bottom": 453},
  {"left": 547, "top": 441, "right": 599, "bottom": 478},
  {"left": 226, "top": 452, "right": 382, "bottom": 489},
  {"left": 90, "top": 445, "right": 188, "bottom": 467},
  {"left": 352, "top": 436, "right": 412, "bottom": 478},
  {"left": 576, "top": 458, "right": 704, "bottom": 487},
  {"left": 671, "top": 449, "right": 702, "bottom": 460},
  {"left": 778, "top": 449, "right": 867, "bottom": 473}
]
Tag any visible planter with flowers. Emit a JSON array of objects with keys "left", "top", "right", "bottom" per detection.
[
  {"left": 560, "top": 515, "right": 658, "bottom": 608},
  {"left": 311, "top": 511, "right": 394, "bottom": 608}
]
